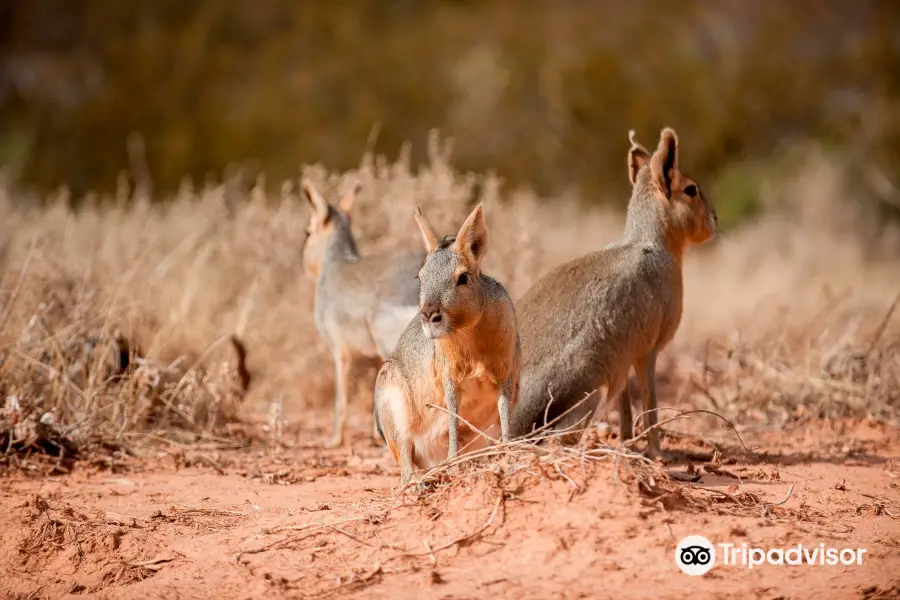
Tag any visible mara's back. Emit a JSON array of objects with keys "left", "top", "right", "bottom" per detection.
[
  {"left": 375, "top": 248, "right": 425, "bottom": 308},
  {"left": 369, "top": 248, "right": 426, "bottom": 355},
  {"left": 316, "top": 245, "right": 422, "bottom": 312},
  {"left": 512, "top": 241, "right": 682, "bottom": 435},
  {"left": 314, "top": 237, "right": 424, "bottom": 359}
]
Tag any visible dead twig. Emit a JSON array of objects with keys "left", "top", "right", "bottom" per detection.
[
  {"left": 627, "top": 408, "right": 755, "bottom": 454},
  {"left": 124, "top": 555, "right": 177, "bottom": 570},
  {"left": 315, "top": 521, "right": 403, "bottom": 550},
  {"left": 313, "top": 563, "right": 384, "bottom": 599},
  {"left": 765, "top": 484, "right": 795, "bottom": 507},
  {"left": 425, "top": 403, "right": 498, "bottom": 445}
]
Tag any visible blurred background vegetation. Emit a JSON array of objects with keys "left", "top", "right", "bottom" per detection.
[{"left": 1, "top": 0, "right": 899, "bottom": 226}]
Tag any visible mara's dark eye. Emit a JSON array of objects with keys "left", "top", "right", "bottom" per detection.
[
  {"left": 456, "top": 273, "right": 469, "bottom": 286},
  {"left": 684, "top": 184, "right": 698, "bottom": 198}
]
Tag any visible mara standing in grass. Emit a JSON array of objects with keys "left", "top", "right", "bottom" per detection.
[
  {"left": 301, "top": 180, "right": 425, "bottom": 448},
  {"left": 510, "top": 127, "right": 718, "bottom": 458},
  {"left": 374, "top": 203, "right": 521, "bottom": 486}
]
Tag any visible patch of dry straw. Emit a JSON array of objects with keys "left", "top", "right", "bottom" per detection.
[{"left": 1, "top": 133, "right": 899, "bottom": 462}]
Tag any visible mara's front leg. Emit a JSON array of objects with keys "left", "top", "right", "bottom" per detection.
[
  {"left": 442, "top": 375, "right": 459, "bottom": 460},
  {"left": 497, "top": 377, "right": 514, "bottom": 443}
]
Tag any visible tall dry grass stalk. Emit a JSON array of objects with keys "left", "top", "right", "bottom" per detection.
[{"left": 1, "top": 133, "right": 898, "bottom": 456}]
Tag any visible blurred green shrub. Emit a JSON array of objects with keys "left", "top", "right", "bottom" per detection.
[
  {"left": 0, "top": 0, "right": 898, "bottom": 226},
  {"left": 709, "top": 164, "right": 763, "bottom": 231}
]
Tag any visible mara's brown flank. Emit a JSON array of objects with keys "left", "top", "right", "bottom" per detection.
[{"left": 510, "top": 127, "right": 717, "bottom": 457}]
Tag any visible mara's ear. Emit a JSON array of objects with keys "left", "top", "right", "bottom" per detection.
[
  {"left": 301, "top": 179, "right": 330, "bottom": 222},
  {"left": 414, "top": 205, "right": 440, "bottom": 254},
  {"left": 627, "top": 129, "right": 652, "bottom": 186},
  {"left": 338, "top": 183, "right": 360, "bottom": 215},
  {"left": 649, "top": 127, "right": 680, "bottom": 198},
  {"left": 453, "top": 202, "right": 488, "bottom": 268}
]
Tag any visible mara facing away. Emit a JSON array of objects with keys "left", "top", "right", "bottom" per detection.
[
  {"left": 301, "top": 180, "right": 425, "bottom": 448},
  {"left": 374, "top": 202, "right": 521, "bottom": 486},
  {"left": 510, "top": 127, "right": 718, "bottom": 458}
]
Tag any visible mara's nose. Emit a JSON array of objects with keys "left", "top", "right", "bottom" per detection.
[{"left": 420, "top": 303, "right": 442, "bottom": 324}]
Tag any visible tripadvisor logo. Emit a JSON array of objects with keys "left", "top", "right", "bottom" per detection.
[
  {"left": 676, "top": 535, "right": 716, "bottom": 576},
  {"left": 675, "top": 535, "right": 868, "bottom": 575}
]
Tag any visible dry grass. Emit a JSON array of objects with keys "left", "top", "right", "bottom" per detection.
[{"left": 1, "top": 132, "right": 899, "bottom": 462}]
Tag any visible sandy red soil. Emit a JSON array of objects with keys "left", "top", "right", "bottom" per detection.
[{"left": 1, "top": 416, "right": 899, "bottom": 600}]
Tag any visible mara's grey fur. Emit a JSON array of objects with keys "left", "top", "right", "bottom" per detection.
[
  {"left": 301, "top": 180, "right": 425, "bottom": 448},
  {"left": 510, "top": 127, "right": 717, "bottom": 458},
  {"left": 374, "top": 203, "right": 521, "bottom": 486}
]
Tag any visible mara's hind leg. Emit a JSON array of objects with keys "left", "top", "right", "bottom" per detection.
[
  {"left": 635, "top": 350, "right": 669, "bottom": 460},
  {"left": 593, "top": 373, "right": 627, "bottom": 446},
  {"left": 374, "top": 363, "right": 415, "bottom": 487},
  {"left": 617, "top": 378, "right": 634, "bottom": 444},
  {"left": 373, "top": 402, "right": 385, "bottom": 446},
  {"left": 554, "top": 375, "right": 625, "bottom": 446},
  {"left": 398, "top": 437, "right": 416, "bottom": 487},
  {"left": 374, "top": 382, "right": 400, "bottom": 462}
]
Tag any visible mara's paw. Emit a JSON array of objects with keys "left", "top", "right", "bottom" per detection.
[
  {"left": 412, "top": 478, "right": 435, "bottom": 496},
  {"left": 398, "top": 474, "right": 434, "bottom": 496}
]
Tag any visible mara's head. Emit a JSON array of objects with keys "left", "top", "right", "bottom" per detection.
[
  {"left": 628, "top": 127, "right": 717, "bottom": 246},
  {"left": 413, "top": 203, "right": 490, "bottom": 340},
  {"left": 300, "top": 179, "right": 359, "bottom": 279}
]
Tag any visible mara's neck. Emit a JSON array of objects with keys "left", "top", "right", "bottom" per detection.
[
  {"left": 620, "top": 193, "right": 686, "bottom": 267},
  {"left": 311, "top": 228, "right": 361, "bottom": 296},
  {"left": 321, "top": 228, "right": 360, "bottom": 273}
]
